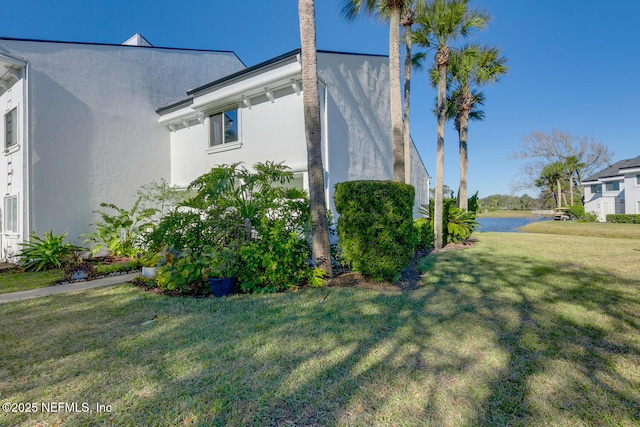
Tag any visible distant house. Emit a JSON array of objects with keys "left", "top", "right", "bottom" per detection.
[
  {"left": 582, "top": 155, "right": 640, "bottom": 221},
  {"left": 0, "top": 36, "right": 430, "bottom": 261}
]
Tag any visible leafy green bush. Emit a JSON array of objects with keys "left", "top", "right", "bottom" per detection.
[
  {"left": 334, "top": 181, "right": 416, "bottom": 281},
  {"left": 414, "top": 218, "right": 434, "bottom": 251},
  {"left": 83, "top": 197, "right": 156, "bottom": 257},
  {"left": 18, "top": 231, "right": 82, "bottom": 272},
  {"left": 148, "top": 162, "right": 313, "bottom": 294},
  {"left": 582, "top": 211, "right": 599, "bottom": 222},
  {"left": 420, "top": 197, "right": 478, "bottom": 244},
  {"left": 568, "top": 205, "right": 585, "bottom": 219},
  {"left": 606, "top": 214, "right": 640, "bottom": 224}
]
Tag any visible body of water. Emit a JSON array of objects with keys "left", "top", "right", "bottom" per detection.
[{"left": 476, "top": 217, "right": 551, "bottom": 233}]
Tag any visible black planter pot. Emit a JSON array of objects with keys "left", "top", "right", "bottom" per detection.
[{"left": 209, "top": 277, "right": 234, "bottom": 297}]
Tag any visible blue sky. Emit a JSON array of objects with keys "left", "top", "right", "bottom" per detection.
[{"left": 3, "top": 0, "right": 638, "bottom": 198}]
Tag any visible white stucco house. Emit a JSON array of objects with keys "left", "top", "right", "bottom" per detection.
[
  {"left": 157, "top": 48, "right": 430, "bottom": 219},
  {"left": 582, "top": 155, "right": 640, "bottom": 221},
  {"left": 0, "top": 35, "right": 430, "bottom": 261}
]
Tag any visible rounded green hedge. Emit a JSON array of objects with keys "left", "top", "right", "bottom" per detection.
[{"left": 334, "top": 180, "right": 416, "bottom": 281}]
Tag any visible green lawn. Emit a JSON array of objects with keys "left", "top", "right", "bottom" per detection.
[
  {"left": 0, "top": 269, "right": 64, "bottom": 294},
  {"left": 1, "top": 233, "right": 638, "bottom": 426},
  {"left": 0, "top": 261, "right": 140, "bottom": 294},
  {"left": 520, "top": 220, "right": 640, "bottom": 239},
  {"left": 476, "top": 210, "right": 544, "bottom": 218}
]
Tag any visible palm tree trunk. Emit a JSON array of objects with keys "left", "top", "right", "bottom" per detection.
[
  {"left": 458, "top": 111, "right": 469, "bottom": 211},
  {"left": 299, "top": 0, "right": 332, "bottom": 277},
  {"left": 403, "top": 16, "right": 413, "bottom": 185},
  {"left": 434, "top": 48, "right": 449, "bottom": 250},
  {"left": 556, "top": 178, "right": 562, "bottom": 209},
  {"left": 389, "top": 7, "right": 404, "bottom": 182},
  {"left": 569, "top": 175, "right": 575, "bottom": 206}
]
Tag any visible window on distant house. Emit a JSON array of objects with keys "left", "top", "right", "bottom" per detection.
[
  {"left": 605, "top": 181, "right": 620, "bottom": 191},
  {"left": 3, "top": 195, "right": 17, "bottom": 233},
  {"left": 636, "top": 174, "right": 640, "bottom": 185},
  {"left": 590, "top": 184, "right": 602, "bottom": 194},
  {"left": 4, "top": 108, "right": 17, "bottom": 150},
  {"left": 209, "top": 109, "right": 238, "bottom": 148}
]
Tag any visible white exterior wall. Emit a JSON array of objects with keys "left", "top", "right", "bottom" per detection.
[
  {"left": 166, "top": 50, "right": 430, "bottom": 219},
  {"left": 317, "top": 52, "right": 429, "bottom": 216},
  {"left": 0, "top": 66, "right": 26, "bottom": 258},
  {"left": 170, "top": 87, "right": 307, "bottom": 187},
  {"left": 623, "top": 172, "right": 640, "bottom": 214},
  {"left": 0, "top": 38, "right": 244, "bottom": 246}
]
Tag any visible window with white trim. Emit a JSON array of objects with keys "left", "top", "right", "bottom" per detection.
[
  {"left": 3, "top": 195, "right": 17, "bottom": 233},
  {"left": 209, "top": 109, "right": 238, "bottom": 147},
  {"left": 605, "top": 181, "right": 620, "bottom": 191},
  {"left": 5, "top": 108, "right": 17, "bottom": 150},
  {"left": 636, "top": 174, "right": 640, "bottom": 185},
  {"left": 590, "top": 184, "right": 602, "bottom": 194}
]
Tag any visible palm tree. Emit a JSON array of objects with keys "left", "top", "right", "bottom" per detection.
[
  {"left": 402, "top": 6, "right": 415, "bottom": 184},
  {"left": 299, "top": 0, "right": 332, "bottom": 277},
  {"left": 564, "top": 155, "right": 584, "bottom": 206},
  {"left": 341, "top": 0, "right": 425, "bottom": 182},
  {"left": 414, "top": 0, "right": 489, "bottom": 250},
  {"left": 444, "top": 45, "right": 507, "bottom": 210},
  {"left": 537, "top": 162, "right": 565, "bottom": 209}
]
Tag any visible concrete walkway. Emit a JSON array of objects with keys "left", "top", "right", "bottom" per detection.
[{"left": 0, "top": 272, "right": 139, "bottom": 304}]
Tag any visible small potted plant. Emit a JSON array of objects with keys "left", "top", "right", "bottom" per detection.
[
  {"left": 206, "top": 247, "right": 237, "bottom": 297},
  {"left": 65, "top": 249, "right": 96, "bottom": 281},
  {"left": 139, "top": 251, "right": 165, "bottom": 279}
]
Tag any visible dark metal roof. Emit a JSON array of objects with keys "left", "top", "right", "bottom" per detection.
[
  {"left": 186, "top": 49, "right": 301, "bottom": 96},
  {"left": 583, "top": 155, "right": 640, "bottom": 182},
  {"left": 156, "top": 48, "right": 389, "bottom": 113}
]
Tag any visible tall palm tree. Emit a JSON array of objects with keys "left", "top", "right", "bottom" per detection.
[
  {"left": 537, "top": 162, "right": 565, "bottom": 209},
  {"left": 299, "top": 0, "right": 332, "bottom": 277},
  {"left": 414, "top": 0, "right": 489, "bottom": 250},
  {"left": 564, "top": 155, "right": 584, "bottom": 206},
  {"left": 444, "top": 44, "right": 507, "bottom": 210},
  {"left": 402, "top": 6, "right": 415, "bottom": 185},
  {"left": 341, "top": 0, "right": 424, "bottom": 182}
]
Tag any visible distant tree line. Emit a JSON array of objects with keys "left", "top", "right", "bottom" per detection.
[{"left": 477, "top": 193, "right": 547, "bottom": 211}]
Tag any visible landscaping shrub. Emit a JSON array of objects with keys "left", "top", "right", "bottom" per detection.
[
  {"left": 18, "top": 231, "right": 83, "bottom": 272},
  {"left": 414, "top": 217, "right": 434, "bottom": 251},
  {"left": 419, "top": 197, "right": 478, "bottom": 244},
  {"left": 334, "top": 181, "right": 416, "bottom": 281},
  {"left": 606, "top": 214, "right": 640, "bottom": 224},
  {"left": 148, "top": 162, "right": 314, "bottom": 294},
  {"left": 568, "top": 205, "right": 584, "bottom": 219},
  {"left": 83, "top": 197, "right": 156, "bottom": 257}
]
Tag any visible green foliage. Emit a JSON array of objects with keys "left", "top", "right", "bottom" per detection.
[
  {"left": 136, "top": 178, "right": 189, "bottom": 220},
  {"left": 307, "top": 267, "right": 327, "bottom": 288},
  {"left": 478, "top": 193, "right": 542, "bottom": 211},
  {"left": 581, "top": 211, "right": 599, "bottom": 222},
  {"left": 446, "top": 207, "right": 478, "bottom": 243},
  {"left": 334, "top": 181, "right": 416, "bottom": 282},
  {"left": 83, "top": 197, "right": 156, "bottom": 257},
  {"left": 94, "top": 259, "right": 141, "bottom": 275},
  {"left": 149, "top": 162, "right": 312, "bottom": 294},
  {"left": 606, "top": 214, "right": 640, "bottom": 224},
  {"left": 156, "top": 248, "right": 210, "bottom": 294},
  {"left": 568, "top": 205, "right": 585, "bottom": 220},
  {"left": 18, "top": 231, "right": 82, "bottom": 272},
  {"left": 468, "top": 191, "right": 479, "bottom": 213},
  {"left": 421, "top": 197, "right": 479, "bottom": 244},
  {"left": 414, "top": 218, "right": 434, "bottom": 251}
]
